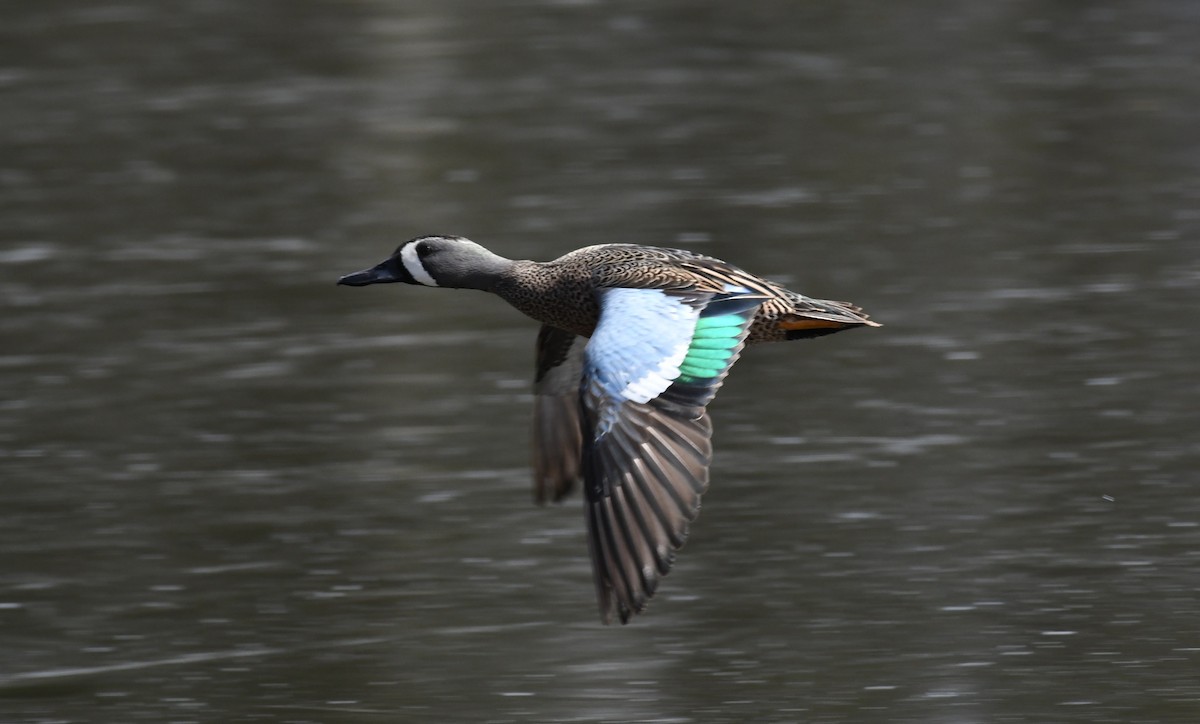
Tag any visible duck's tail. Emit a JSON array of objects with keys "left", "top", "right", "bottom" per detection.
[{"left": 778, "top": 294, "right": 881, "bottom": 340}]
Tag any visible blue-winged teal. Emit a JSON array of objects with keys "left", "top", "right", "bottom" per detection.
[{"left": 338, "top": 235, "right": 878, "bottom": 624}]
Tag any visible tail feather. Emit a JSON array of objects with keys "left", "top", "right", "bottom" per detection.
[{"left": 779, "top": 294, "right": 880, "bottom": 340}]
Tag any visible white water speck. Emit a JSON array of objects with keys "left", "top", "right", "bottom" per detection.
[{"left": 0, "top": 245, "right": 56, "bottom": 264}]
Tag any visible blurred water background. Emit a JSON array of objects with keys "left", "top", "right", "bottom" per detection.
[{"left": 2, "top": 1, "right": 1199, "bottom": 722}]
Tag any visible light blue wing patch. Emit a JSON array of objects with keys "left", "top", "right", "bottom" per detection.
[
  {"left": 584, "top": 288, "right": 766, "bottom": 433},
  {"left": 585, "top": 288, "right": 701, "bottom": 413}
]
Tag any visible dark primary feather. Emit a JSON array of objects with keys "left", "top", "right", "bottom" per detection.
[
  {"left": 581, "top": 394, "right": 713, "bottom": 623},
  {"left": 532, "top": 325, "right": 585, "bottom": 503}
]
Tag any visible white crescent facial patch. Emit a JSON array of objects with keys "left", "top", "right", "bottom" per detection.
[{"left": 400, "top": 243, "right": 439, "bottom": 287}]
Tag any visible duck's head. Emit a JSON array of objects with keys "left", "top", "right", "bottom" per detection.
[{"left": 337, "top": 235, "right": 511, "bottom": 290}]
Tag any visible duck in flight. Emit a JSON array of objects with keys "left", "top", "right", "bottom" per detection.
[{"left": 338, "top": 235, "right": 878, "bottom": 623}]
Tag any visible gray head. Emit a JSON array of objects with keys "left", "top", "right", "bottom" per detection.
[{"left": 337, "top": 235, "right": 513, "bottom": 291}]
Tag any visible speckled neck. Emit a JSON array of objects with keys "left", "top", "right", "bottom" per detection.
[{"left": 492, "top": 259, "right": 600, "bottom": 337}]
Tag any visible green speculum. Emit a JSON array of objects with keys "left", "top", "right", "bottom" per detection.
[{"left": 676, "top": 314, "right": 745, "bottom": 383}]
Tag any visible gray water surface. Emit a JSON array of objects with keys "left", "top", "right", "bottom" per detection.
[{"left": 2, "top": 1, "right": 1199, "bottom": 722}]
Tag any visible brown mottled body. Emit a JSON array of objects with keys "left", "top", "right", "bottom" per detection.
[{"left": 493, "top": 244, "right": 875, "bottom": 342}]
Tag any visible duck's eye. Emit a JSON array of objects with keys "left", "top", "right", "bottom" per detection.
[{"left": 415, "top": 242, "right": 432, "bottom": 258}]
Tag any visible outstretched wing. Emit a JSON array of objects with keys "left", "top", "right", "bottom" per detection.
[
  {"left": 532, "top": 325, "right": 586, "bottom": 503},
  {"left": 581, "top": 286, "right": 766, "bottom": 623}
]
